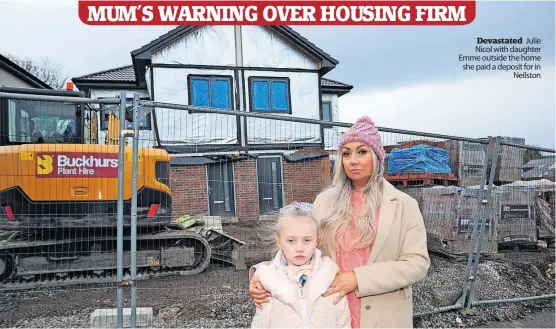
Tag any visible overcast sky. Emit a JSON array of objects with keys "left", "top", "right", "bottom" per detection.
[{"left": 0, "top": 0, "right": 554, "bottom": 148}]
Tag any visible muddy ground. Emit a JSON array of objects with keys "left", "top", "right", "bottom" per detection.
[{"left": 0, "top": 221, "right": 554, "bottom": 328}]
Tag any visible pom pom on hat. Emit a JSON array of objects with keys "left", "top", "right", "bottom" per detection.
[
  {"left": 338, "top": 115, "right": 385, "bottom": 165},
  {"left": 356, "top": 116, "right": 376, "bottom": 126}
]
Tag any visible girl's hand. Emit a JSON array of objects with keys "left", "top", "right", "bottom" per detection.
[
  {"left": 249, "top": 279, "right": 271, "bottom": 309},
  {"left": 322, "top": 271, "right": 358, "bottom": 304}
]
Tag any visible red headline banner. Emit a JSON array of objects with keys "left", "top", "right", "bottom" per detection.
[{"left": 78, "top": 1, "right": 476, "bottom": 25}]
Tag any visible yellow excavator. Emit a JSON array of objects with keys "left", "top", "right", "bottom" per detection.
[{"left": 0, "top": 85, "right": 243, "bottom": 288}]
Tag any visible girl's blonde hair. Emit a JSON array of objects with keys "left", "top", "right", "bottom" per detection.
[
  {"left": 318, "top": 148, "right": 384, "bottom": 251},
  {"left": 258, "top": 202, "right": 319, "bottom": 258}
]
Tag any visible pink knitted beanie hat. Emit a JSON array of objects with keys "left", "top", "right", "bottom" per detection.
[{"left": 338, "top": 116, "right": 385, "bottom": 165}]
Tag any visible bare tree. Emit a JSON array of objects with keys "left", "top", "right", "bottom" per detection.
[
  {"left": 4, "top": 53, "right": 69, "bottom": 90},
  {"left": 524, "top": 148, "right": 543, "bottom": 164}
]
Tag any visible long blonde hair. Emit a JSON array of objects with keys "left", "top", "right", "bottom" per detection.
[{"left": 318, "top": 148, "right": 384, "bottom": 251}]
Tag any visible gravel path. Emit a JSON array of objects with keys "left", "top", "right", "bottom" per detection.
[
  {"left": 471, "top": 310, "right": 555, "bottom": 328},
  {"left": 413, "top": 249, "right": 555, "bottom": 328},
  {"left": 0, "top": 223, "right": 554, "bottom": 328}
]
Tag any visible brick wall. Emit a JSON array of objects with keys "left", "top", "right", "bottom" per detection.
[
  {"left": 233, "top": 158, "right": 260, "bottom": 221},
  {"left": 169, "top": 148, "right": 331, "bottom": 221},
  {"left": 170, "top": 164, "right": 208, "bottom": 219},
  {"left": 283, "top": 153, "right": 330, "bottom": 205}
]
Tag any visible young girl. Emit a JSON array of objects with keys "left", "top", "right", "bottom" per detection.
[{"left": 250, "top": 202, "right": 351, "bottom": 328}]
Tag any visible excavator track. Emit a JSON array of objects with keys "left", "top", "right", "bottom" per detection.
[{"left": 0, "top": 224, "right": 245, "bottom": 291}]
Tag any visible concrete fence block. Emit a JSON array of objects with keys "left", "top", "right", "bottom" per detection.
[{"left": 90, "top": 307, "right": 153, "bottom": 328}]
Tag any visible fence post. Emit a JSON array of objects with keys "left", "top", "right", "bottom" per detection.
[
  {"left": 116, "top": 91, "right": 127, "bottom": 328},
  {"left": 465, "top": 136, "right": 502, "bottom": 309},
  {"left": 130, "top": 93, "right": 140, "bottom": 328},
  {"left": 459, "top": 138, "right": 492, "bottom": 308}
]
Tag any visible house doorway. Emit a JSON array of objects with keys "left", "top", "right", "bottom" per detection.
[
  {"left": 257, "top": 156, "right": 284, "bottom": 215},
  {"left": 207, "top": 161, "right": 236, "bottom": 217}
]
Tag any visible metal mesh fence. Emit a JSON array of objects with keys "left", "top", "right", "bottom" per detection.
[
  {"left": 464, "top": 138, "right": 556, "bottom": 311},
  {"left": 0, "top": 89, "right": 128, "bottom": 328},
  {"left": 0, "top": 89, "right": 554, "bottom": 328}
]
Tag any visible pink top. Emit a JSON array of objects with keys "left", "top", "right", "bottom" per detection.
[{"left": 335, "top": 191, "right": 380, "bottom": 328}]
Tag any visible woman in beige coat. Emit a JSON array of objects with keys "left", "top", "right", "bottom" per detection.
[{"left": 250, "top": 116, "right": 430, "bottom": 328}]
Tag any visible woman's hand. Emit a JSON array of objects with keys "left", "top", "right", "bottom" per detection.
[
  {"left": 249, "top": 279, "right": 271, "bottom": 309},
  {"left": 322, "top": 271, "right": 358, "bottom": 304}
]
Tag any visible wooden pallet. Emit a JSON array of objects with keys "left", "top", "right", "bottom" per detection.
[
  {"left": 539, "top": 237, "right": 556, "bottom": 249},
  {"left": 428, "top": 247, "right": 505, "bottom": 263},
  {"left": 385, "top": 173, "right": 459, "bottom": 187},
  {"left": 498, "top": 240, "right": 542, "bottom": 252}
]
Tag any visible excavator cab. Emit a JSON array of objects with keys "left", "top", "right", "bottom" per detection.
[
  {"left": 0, "top": 86, "right": 86, "bottom": 147},
  {"left": 0, "top": 83, "right": 136, "bottom": 148}
]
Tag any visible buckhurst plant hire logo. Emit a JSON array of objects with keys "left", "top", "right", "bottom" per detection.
[
  {"left": 36, "top": 153, "right": 119, "bottom": 178},
  {"left": 37, "top": 154, "right": 54, "bottom": 175}
]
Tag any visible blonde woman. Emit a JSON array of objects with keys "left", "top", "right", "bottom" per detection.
[{"left": 249, "top": 116, "right": 430, "bottom": 328}]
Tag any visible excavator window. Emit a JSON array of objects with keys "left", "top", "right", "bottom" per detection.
[{"left": 5, "top": 98, "right": 81, "bottom": 144}]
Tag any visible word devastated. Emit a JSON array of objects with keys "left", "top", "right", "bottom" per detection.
[
  {"left": 459, "top": 35, "right": 542, "bottom": 80},
  {"left": 79, "top": 1, "right": 476, "bottom": 25}
]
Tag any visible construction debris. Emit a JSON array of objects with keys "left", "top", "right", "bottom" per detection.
[
  {"left": 546, "top": 263, "right": 555, "bottom": 279},
  {"left": 0, "top": 221, "right": 553, "bottom": 329}
]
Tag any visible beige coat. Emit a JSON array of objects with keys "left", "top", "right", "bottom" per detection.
[
  {"left": 250, "top": 248, "right": 351, "bottom": 328},
  {"left": 312, "top": 178, "right": 430, "bottom": 328}
]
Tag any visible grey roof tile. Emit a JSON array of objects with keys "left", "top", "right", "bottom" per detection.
[
  {"left": 74, "top": 65, "right": 136, "bottom": 82},
  {"left": 321, "top": 77, "right": 353, "bottom": 89},
  {"left": 74, "top": 65, "right": 353, "bottom": 90}
]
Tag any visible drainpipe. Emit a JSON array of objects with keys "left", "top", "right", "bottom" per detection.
[{"left": 234, "top": 25, "right": 246, "bottom": 148}]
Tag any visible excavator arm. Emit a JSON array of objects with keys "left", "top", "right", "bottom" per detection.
[
  {"left": 107, "top": 111, "right": 125, "bottom": 146},
  {"left": 104, "top": 103, "right": 132, "bottom": 146}
]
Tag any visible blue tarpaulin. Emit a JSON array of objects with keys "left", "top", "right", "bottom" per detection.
[{"left": 388, "top": 145, "right": 452, "bottom": 174}]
